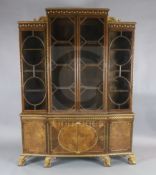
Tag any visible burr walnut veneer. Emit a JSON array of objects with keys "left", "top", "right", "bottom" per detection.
[{"left": 18, "top": 8, "right": 136, "bottom": 167}]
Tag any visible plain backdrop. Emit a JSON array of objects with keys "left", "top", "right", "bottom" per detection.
[{"left": 0, "top": 0, "right": 156, "bottom": 175}]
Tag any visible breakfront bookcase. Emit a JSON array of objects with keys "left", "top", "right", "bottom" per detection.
[{"left": 18, "top": 8, "right": 136, "bottom": 167}]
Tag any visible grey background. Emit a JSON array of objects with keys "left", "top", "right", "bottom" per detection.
[{"left": 0, "top": 0, "right": 156, "bottom": 174}]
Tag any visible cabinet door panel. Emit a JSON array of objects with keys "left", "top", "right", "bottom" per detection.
[
  {"left": 22, "top": 119, "right": 47, "bottom": 154},
  {"left": 49, "top": 119, "right": 107, "bottom": 154},
  {"left": 50, "top": 17, "right": 76, "bottom": 111},
  {"left": 109, "top": 120, "right": 132, "bottom": 153}
]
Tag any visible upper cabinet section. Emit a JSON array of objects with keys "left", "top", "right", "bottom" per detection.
[
  {"left": 18, "top": 8, "right": 135, "bottom": 114},
  {"left": 19, "top": 22, "right": 47, "bottom": 112}
]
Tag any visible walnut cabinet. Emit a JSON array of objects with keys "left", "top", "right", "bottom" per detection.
[{"left": 18, "top": 8, "right": 136, "bottom": 167}]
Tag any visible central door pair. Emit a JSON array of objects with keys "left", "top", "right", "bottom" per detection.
[
  {"left": 58, "top": 122, "right": 98, "bottom": 153},
  {"left": 49, "top": 16, "right": 106, "bottom": 111}
]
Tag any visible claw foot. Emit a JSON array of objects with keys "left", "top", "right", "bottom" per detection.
[
  {"left": 128, "top": 154, "right": 136, "bottom": 165},
  {"left": 44, "top": 156, "right": 55, "bottom": 168},
  {"left": 18, "top": 155, "right": 28, "bottom": 166},
  {"left": 100, "top": 156, "right": 111, "bottom": 167}
]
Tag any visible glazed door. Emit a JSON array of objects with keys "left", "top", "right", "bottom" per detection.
[
  {"left": 108, "top": 30, "right": 134, "bottom": 111},
  {"left": 50, "top": 16, "right": 106, "bottom": 112},
  {"left": 20, "top": 28, "right": 47, "bottom": 111},
  {"left": 78, "top": 17, "right": 106, "bottom": 111},
  {"left": 50, "top": 16, "right": 77, "bottom": 111}
]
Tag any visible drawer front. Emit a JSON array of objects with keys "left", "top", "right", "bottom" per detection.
[
  {"left": 49, "top": 119, "right": 107, "bottom": 154},
  {"left": 109, "top": 119, "right": 133, "bottom": 153},
  {"left": 22, "top": 118, "right": 47, "bottom": 154}
]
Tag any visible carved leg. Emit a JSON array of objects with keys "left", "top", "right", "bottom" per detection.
[
  {"left": 100, "top": 156, "right": 111, "bottom": 167},
  {"left": 44, "top": 156, "right": 55, "bottom": 168},
  {"left": 18, "top": 155, "right": 28, "bottom": 166},
  {"left": 128, "top": 154, "right": 136, "bottom": 165}
]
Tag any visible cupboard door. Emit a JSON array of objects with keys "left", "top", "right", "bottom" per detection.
[
  {"left": 109, "top": 119, "right": 132, "bottom": 153},
  {"left": 49, "top": 119, "right": 107, "bottom": 154},
  {"left": 108, "top": 29, "right": 134, "bottom": 111},
  {"left": 19, "top": 26, "right": 47, "bottom": 111},
  {"left": 22, "top": 118, "right": 47, "bottom": 154},
  {"left": 79, "top": 17, "right": 105, "bottom": 110},
  {"left": 50, "top": 17, "right": 76, "bottom": 110}
]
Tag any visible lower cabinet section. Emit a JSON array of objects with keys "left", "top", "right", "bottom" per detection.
[
  {"left": 22, "top": 118, "right": 47, "bottom": 154},
  {"left": 21, "top": 114, "right": 134, "bottom": 155},
  {"left": 49, "top": 119, "right": 107, "bottom": 154}
]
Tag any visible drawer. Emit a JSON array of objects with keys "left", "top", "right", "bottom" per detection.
[
  {"left": 49, "top": 119, "right": 107, "bottom": 155},
  {"left": 22, "top": 118, "right": 47, "bottom": 154},
  {"left": 109, "top": 119, "right": 133, "bottom": 153}
]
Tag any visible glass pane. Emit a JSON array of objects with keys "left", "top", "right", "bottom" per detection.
[
  {"left": 24, "top": 77, "right": 45, "bottom": 105},
  {"left": 110, "top": 37, "right": 131, "bottom": 49},
  {"left": 110, "top": 50, "right": 130, "bottom": 66},
  {"left": 80, "top": 18, "right": 104, "bottom": 110},
  {"left": 81, "top": 18, "right": 104, "bottom": 41},
  {"left": 110, "top": 77, "right": 129, "bottom": 91},
  {"left": 53, "top": 89, "right": 74, "bottom": 110},
  {"left": 81, "top": 66, "right": 102, "bottom": 87},
  {"left": 22, "top": 49, "right": 44, "bottom": 65},
  {"left": 51, "top": 17, "right": 75, "bottom": 110},
  {"left": 52, "top": 66, "right": 74, "bottom": 87},
  {"left": 81, "top": 44, "right": 103, "bottom": 64},
  {"left": 52, "top": 18, "right": 74, "bottom": 40},
  {"left": 109, "top": 91, "right": 129, "bottom": 105},
  {"left": 109, "top": 31, "right": 132, "bottom": 109},
  {"left": 23, "top": 37, "right": 43, "bottom": 49},
  {"left": 52, "top": 43, "right": 74, "bottom": 64},
  {"left": 81, "top": 89, "right": 102, "bottom": 109}
]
